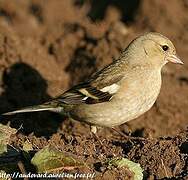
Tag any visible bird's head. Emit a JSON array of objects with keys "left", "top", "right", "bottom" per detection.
[{"left": 127, "top": 32, "right": 183, "bottom": 68}]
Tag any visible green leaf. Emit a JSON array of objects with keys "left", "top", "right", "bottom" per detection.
[
  {"left": 0, "top": 124, "right": 17, "bottom": 155},
  {"left": 108, "top": 158, "right": 143, "bottom": 180},
  {"left": 31, "top": 146, "right": 85, "bottom": 173}
]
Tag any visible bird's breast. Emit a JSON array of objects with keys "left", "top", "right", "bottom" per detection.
[{"left": 110, "top": 69, "right": 162, "bottom": 125}]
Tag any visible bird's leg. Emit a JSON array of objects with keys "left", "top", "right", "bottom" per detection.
[
  {"left": 111, "top": 127, "right": 129, "bottom": 138},
  {"left": 90, "top": 125, "right": 105, "bottom": 149},
  {"left": 111, "top": 127, "right": 147, "bottom": 141}
]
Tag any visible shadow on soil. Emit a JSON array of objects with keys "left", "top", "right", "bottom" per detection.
[{"left": 0, "top": 63, "right": 64, "bottom": 137}]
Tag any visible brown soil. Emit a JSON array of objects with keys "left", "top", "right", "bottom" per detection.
[{"left": 0, "top": 0, "right": 188, "bottom": 179}]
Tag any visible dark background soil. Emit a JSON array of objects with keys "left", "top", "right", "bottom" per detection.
[{"left": 0, "top": 0, "right": 187, "bottom": 179}]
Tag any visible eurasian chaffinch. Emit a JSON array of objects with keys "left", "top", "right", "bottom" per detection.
[{"left": 3, "top": 32, "right": 183, "bottom": 133}]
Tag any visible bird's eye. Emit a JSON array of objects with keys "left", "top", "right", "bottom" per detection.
[{"left": 162, "top": 45, "right": 169, "bottom": 51}]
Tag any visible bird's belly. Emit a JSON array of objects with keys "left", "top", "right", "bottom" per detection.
[
  {"left": 100, "top": 93, "right": 157, "bottom": 126},
  {"left": 70, "top": 88, "right": 159, "bottom": 127},
  {"left": 113, "top": 92, "right": 157, "bottom": 125}
]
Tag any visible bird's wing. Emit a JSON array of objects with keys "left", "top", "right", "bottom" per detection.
[{"left": 56, "top": 62, "right": 125, "bottom": 105}]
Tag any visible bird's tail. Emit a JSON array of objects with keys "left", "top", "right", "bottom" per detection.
[{"left": 2, "top": 101, "right": 63, "bottom": 116}]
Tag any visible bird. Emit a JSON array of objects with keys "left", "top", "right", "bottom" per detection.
[{"left": 2, "top": 32, "right": 183, "bottom": 134}]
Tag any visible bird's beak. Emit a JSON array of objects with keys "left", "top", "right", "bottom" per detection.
[{"left": 166, "top": 54, "right": 184, "bottom": 65}]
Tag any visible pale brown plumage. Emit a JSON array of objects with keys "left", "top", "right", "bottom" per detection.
[{"left": 2, "top": 32, "right": 183, "bottom": 132}]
